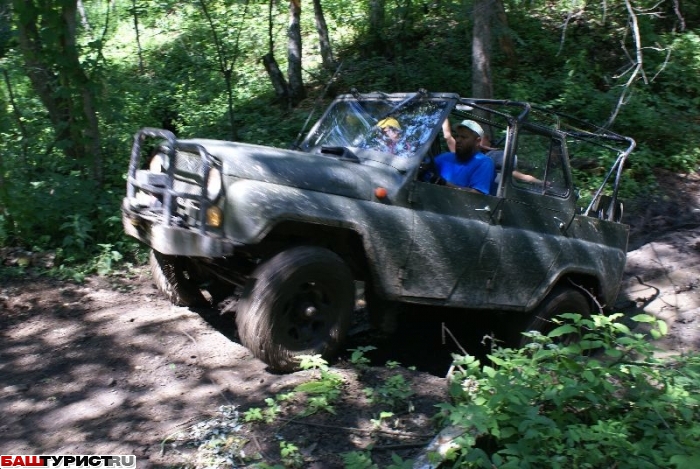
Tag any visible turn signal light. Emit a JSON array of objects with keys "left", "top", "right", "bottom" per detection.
[
  {"left": 206, "top": 206, "right": 223, "bottom": 227},
  {"left": 374, "top": 187, "right": 388, "bottom": 199}
]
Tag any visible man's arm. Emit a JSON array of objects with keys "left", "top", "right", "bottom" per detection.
[
  {"left": 444, "top": 182, "right": 482, "bottom": 193},
  {"left": 442, "top": 119, "right": 456, "bottom": 153}
]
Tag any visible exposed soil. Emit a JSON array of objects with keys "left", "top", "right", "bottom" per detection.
[{"left": 1, "top": 169, "right": 699, "bottom": 468}]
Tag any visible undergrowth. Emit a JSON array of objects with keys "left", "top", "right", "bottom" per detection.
[
  {"left": 437, "top": 313, "right": 700, "bottom": 468},
  {"left": 166, "top": 313, "right": 699, "bottom": 468}
]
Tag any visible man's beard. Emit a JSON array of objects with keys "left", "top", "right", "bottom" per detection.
[{"left": 455, "top": 147, "right": 474, "bottom": 162}]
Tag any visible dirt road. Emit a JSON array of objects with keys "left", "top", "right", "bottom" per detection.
[{"left": 1, "top": 267, "right": 452, "bottom": 468}]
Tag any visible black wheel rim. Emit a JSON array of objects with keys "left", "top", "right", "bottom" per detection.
[{"left": 278, "top": 280, "right": 336, "bottom": 349}]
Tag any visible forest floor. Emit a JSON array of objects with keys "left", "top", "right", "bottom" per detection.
[{"left": 1, "top": 168, "right": 699, "bottom": 468}]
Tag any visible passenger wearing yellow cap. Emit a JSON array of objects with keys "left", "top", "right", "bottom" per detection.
[{"left": 377, "top": 117, "right": 407, "bottom": 155}]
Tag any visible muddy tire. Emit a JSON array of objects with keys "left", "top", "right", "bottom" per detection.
[
  {"left": 235, "top": 246, "right": 354, "bottom": 372},
  {"left": 149, "top": 250, "right": 207, "bottom": 307},
  {"left": 515, "top": 286, "right": 591, "bottom": 348}
]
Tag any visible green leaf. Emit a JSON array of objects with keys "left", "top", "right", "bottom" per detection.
[
  {"left": 657, "top": 319, "right": 668, "bottom": 336},
  {"left": 549, "top": 324, "right": 577, "bottom": 338},
  {"left": 295, "top": 380, "right": 330, "bottom": 393},
  {"left": 631, "top": 314, "right": 657, "bottom": 323},
  {"left": 670, "top": 454, "right": 700, "bottom": 468},
  {"left": 488, "top": 354, "right": 507, "bottom": 366},
  {"left": 612, "top": 323, "right": 631, "bottom": 334}
]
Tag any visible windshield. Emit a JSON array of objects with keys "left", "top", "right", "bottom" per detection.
[{"left": 300, "top": 95, "right": 451, "bottom": 159}]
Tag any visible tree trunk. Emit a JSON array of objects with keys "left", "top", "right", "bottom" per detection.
[
  {"left": 198, "top": 0, "right": 242, "bottom": 141},
  {"left": 130, "top": 0, "right": 144, "bottom": 74},
  {"left": 312, "top": 0, "right": 335, "bottom": 70},
  {"left": 368, "top": 0, "right": 385, "bottom": 50},
  {"left": 262, "top": 1, "right": 289, "bottom": 105},
  {"left": 472, "top": 0, "right": 494, "bottom": 101},
  {"left": 0, "top": 69, "right": 18, "bottom": 240},
  {"left": 0, "top": 0, "right": 10, "bottom": 59},
  {"left": 287, "top": 0, "right": 305, "bottom": 104},
  {"left": 12, "top": 0, "right": 103, "bottom": 183},
  {"left": 77, "top": 0, "right": 90, "bottom": 32},
  {"left": 262, "top": 52, "right": 289, "bottom": 103},
  {"left": 2, "top": 68, "right": 28, "bottom": 168},
  {"left": 369, "top": 0, "right": 385, "bottom": 33},
  {"left": 494, "top": 0, "right": 516, "bottom": 67}
]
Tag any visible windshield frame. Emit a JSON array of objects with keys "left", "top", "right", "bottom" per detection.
[{"left": 299, "top": 92, "right": 459, "bottom": 162}]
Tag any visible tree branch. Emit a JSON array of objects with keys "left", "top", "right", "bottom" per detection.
[{"left": 604, "top": 0, "right": 643, "bottom": 129}]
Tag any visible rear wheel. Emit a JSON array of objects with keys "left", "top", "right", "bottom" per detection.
[
  {"left": 235, "top": 246, "right": 354, "bottom": 372},
  {"left": 149, "top": 250, "right": 207, "bottom": 307},
  {"left": 514, "top": 286, "right": 591, "bottom": 348}
]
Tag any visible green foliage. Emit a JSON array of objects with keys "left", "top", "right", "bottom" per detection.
[
  {"left": 342, "top": 451, "right": 412, "bottom": 469},
  {"left": 370, "top": 410, "right": 395, "bottom": 429},
  {"left": 342, "top": 451, "right": 379, "bottom": 469},
  {"left": 364, "top": 373, "right": 414, "bottom": 411},
  {"left": 278, "top": 441, "right": 304, "bottom": 469},
  {"left": 190, "top": 317, "right": 699, "bottom": 468},
  {"left": 243, "top": 396, "right": 286, "bottom": 424},
  {"left": 435, "top": 313, "right": 700, "bottom": 468},
  {"left": 348, "top": 345, "right": 377, "bottom": 368},
  {"left": 295, "top": 354, "right": 344, "bottom": 415},
  {"left": 243, "top": 355, "right": 344, "bottom": 425}
]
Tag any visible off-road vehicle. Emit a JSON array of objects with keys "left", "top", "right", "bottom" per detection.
[{"left": 122, "top": 91, "right": 635, "bottom": 371}]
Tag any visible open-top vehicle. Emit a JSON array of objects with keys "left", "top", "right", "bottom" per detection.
[{"left": 122, "top": 90, "right": 635, "bottom": 371}]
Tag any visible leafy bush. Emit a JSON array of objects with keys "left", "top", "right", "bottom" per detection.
[{"left": 435, "top": 313, "right": 700, "bottom": 468}]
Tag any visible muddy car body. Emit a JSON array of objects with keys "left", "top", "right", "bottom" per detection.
[{"left": 122, "top": 91, "right": 635, "bottom": 371}]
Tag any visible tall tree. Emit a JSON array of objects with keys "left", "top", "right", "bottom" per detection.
[
  {"left": 493, "top": 0, "right": 516, "bottom": 67},
  {"left": 262, "top": 0, "right": 289, "bottom": 104},
  {"left": 472, "top": 0, "right": 494, "bottom": 100},
  {"left": 369, "top": 0, "right": 385, "bottom": 36},
  {"left": 0, "top": 0, "right": 11, "bottom": 58},
  {"left": 12, "top": 0, "right": 102, "bottom": 183},
  {"left": 311, "top": 0, "right": 334, "bottom": 70},
  {"left": 129, "top": 0, "right": 144, "bottom": 74},
  {"left": 287, "top": 0, "right": 306, "bottom": 104},
  {"left": 198, "top": 0, "right": 250, "bottom": 141}
]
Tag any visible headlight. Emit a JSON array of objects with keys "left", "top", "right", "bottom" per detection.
[
  {"left": 149, "top": 151, "right": 169, "bottom": 173},
  {"left": 206, "top": 166, "right": 222, "bottom": 201}
]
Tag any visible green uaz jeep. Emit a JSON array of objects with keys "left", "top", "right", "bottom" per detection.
[{"left": 122, "top": 91, "right": 634, "bottom": 371}]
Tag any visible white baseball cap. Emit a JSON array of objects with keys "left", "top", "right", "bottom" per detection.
[{"left": 457, "top": 120, "right": 484, "bottom": 138}]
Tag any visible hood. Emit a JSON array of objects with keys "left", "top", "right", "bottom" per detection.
[{"left": 184, "top": 139, "right": 404, "bottom": 200}]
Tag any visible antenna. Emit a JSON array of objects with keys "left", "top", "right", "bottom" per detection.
[{"left": 291, "top": 61, "right": 344, "bottom": 149}]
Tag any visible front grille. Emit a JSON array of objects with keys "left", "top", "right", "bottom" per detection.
[
  {"left": 173, "top": 178, "right": 202, "bottom": 197},
  {"left": 174, "top": 150, "right": 205, "bottom": 178},
  {"left": 172, "top": 151, "right": 206, "bottom": 227},
  {"left": 127, "top": 129, "right": 220, "bottom": 234}
]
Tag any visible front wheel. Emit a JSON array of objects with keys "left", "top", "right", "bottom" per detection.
[
  {"left": 235, "top": 246, "right": 354, "bottom": 372},
  {"left": 149, "top": 250, "right": 207, "bottom": 307}
]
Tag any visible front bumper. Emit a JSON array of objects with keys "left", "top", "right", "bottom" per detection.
[{"left": 122, "top": 200, "right": 235, "bottom": 258}]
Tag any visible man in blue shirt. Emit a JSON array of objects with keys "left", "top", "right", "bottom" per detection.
[{"left": 434, "top": 120, "right": 495, "bottom": 195}]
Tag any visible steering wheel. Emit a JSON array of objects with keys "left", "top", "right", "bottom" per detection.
[{"left": 418, "top": 154, "right": 435, "bottom": 180}]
